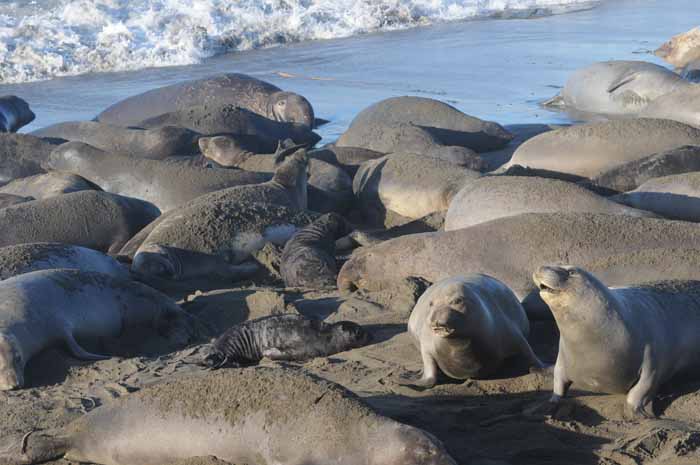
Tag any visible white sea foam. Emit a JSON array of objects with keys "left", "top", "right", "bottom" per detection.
[{"left": 0, "top": 0, "right": 600, "bottom": 84}]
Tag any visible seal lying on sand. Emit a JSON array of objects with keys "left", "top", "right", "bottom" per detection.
[
  {"left": 0, "top": 367, "right": 457, "bottom": 465},
  {"left": 32, "top": 122, "right": 199, "bottom": 160},
  {"left": 0, "top": 191, "right": 160, "bottom": 254},
  {"left": 337, "top": 96, "right": 512, "bottom": 153},
  {"left": 503, "top": 119, "right": 700, "bottom": 178},
  {"left": 0, "top": 172, "right": 100, "bottom": 199},
  {"left": 0, "top": 134, "right": 56, "bottom": 186},
  {"left": 656, "top": 27, "right": 700, "bottom": 69},
  {"left": 0, "top": 269, "right": 197, "bottom": 390},
  {"left": 543, "top": 61, "right": 686, "bottom": 117},
  {"left": 281, "top": 213, "right": 352, "bottom": 288},
  {"left": 0, "top": 243, "right": 128, "bottom": 280},
  {"left": 309, "top": 145, "right": 385, "bottom": 177},
  {"left": 533, "top": 265, "right": 700, "bottom": 418},
  {"left": 96, "top": 73, "right": 315, "bottom": 128},
  {"left": 613, "top": 172, "right": 700, "bottom": 222},
  {"left": 0, "top": 96, "right": 34, "bottom": 133},
  {"left": 204, "top": 314, "right": 370, "bottom": 367},
  {"left": 444, "top": 175, "right": 655, "bottom": 231},
  {"left": 403, "top": 275, "right": 543, "bottom": 389}
]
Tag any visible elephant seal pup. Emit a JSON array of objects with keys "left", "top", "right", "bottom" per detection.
[
  {"left": 0, "top": 193, "right": 32, "bottom": 208},
  {"left": 137, "top": 104, "right": 320, "bottom": 149},
  {"left": 0, "top": 367, "right": 457, "bottom": 465},
  {"left": 0, "top": 191, "right": 160, "bottom": 254},
  {"left": 543, "top": 61, "right": 686, "bottom": 117},
  {"left": 584, "top": 145, "right": 700, "bottom": 193},
  {"left": 0, "top": 96, "right": 34, "bottom": 133},
  {"left": 444, "top": 176, "right": 656, "bottom": 230},
  {"left": 97, "top": 73, "right": 315, "bottom": 128},
  {"left": 0, "top": 268, "right": 197, "bottom": 390},
  {"left": 504, "top": 119, "right": 700, "bottom": 178},
  {"left": 656, "top": 27, "right": 700, "bottom": 68},
  {"left": 354, "top": 152, "right": 480, "bottom": 227},
  {"left": 0, "top": 243, "right": 128, "bottom": 280},
  {"left": 533, "top": 265, "right": 700, "bottom": 418},
  {"left": 32, "top": 122, "right": 199, "bottom": 160},
  {"left": 613, "top": 172, "right": 700, "bottom": 222},
  {"left": 0, "top": 134, "right": 56, "bottom": 186},
  {"left": 281, "top": 213, "right": 352, "bottom": 288},
  {"left": 639, "top": 85, "right": 700, "bottom": 128},
  {"left": 204, "top": 314, "right": 370, "bottom": 367},
  {"left": 0, "top": 172, "right": 101, "bottom": 199},
  {"left": 337, "top": 96, "right": 512, "bottom": 153},
  {"left": 403, "top": 275, "right": 543, "bottom": 389}
]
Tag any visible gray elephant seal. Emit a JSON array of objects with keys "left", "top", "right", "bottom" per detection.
[
  {"left": 613, "top": 172, "right": 700, "bottom": 222},
  {"left": 504, "top": 118, "right": 700, "bottom": 178},
  {"left": 309, "top": 145, "right": 385, "bottom": 177},
  {"left": 32, "top": 121, "right": 199, "bottom": 160},
  {"left": 0, "top": 191, "right": 160, "bottom": 254},
  {"left": 404, "top": 275, "right": 542, "bottom": 389},
  {"left": 543, "top": 61, "right": 686, "bottom": 117},
  {"left": 204, "top": 314, "right": 370, "bottom": 367},
  {"left": 281, "top": 212, "right": 352, "bottom": 288},
  {"left": 0, "top": 367, "right": 457, "bottom": 465},
  {"left": 337, "top": 96, "right": 512, "bottom": 153},
  {"left": 444, "top": 175, "right": 655, "bottom": 231},
  {"left": 0, "top": 243, "right": 128, "bottom": 280},
  {"left": 97, "top": 73, "right": 315, "bottom": 128},
  {"left": 0, "top": 96, "right": 34, "bottom": 133},
  {"left": 0, "top": 268, "right": 197, "bottom": 390},
  {"left": 639, "top": 85, "right": 700, "bottom": 128},
  {"left": 656, "top": 27, "right": 700, "bottom": 68},
  {"left": 534, "top": 265, "right": 700, "bottom": 418},
  {"left": 0, "top": 134, "right": 57, "bottom": 186},
  {"left": 0, "top": 172, "right": 101, "bottom": 199}
]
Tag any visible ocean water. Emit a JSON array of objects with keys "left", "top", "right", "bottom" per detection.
[{"left": 0, "top": 0, "right": 697, "bottom": 143}]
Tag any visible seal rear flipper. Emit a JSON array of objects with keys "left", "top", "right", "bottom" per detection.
[
  {"left": 541, "top": 94, "right": 565, "bottom": 108},
  {"left": 0, "top": 431, "right": 69, "bottom": 465},
  {"left": 607, "top": 71, "right": 638, "bottom": 94},
  {"left": 63, "top": 332, "right": 110, "bottom": 361}
]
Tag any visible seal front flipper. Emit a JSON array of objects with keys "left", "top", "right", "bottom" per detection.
[
  {"left": 0, "top": 430, "right": 69, "bottom": 465},
  {"left": 624, "top": 345, "right": 660, "bottom": 420},
  {"left": 63, "top": 331, "right": 110, "bottom": 361}
]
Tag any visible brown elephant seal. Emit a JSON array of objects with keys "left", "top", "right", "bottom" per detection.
[
  {"left": 337, "top": 213, "right": 700, "bottom": 319},
  {"left": 337, "top": 96, "right": 512, "bottom": 153},
  {"left": 0, "top": 268, "right": 197, "bottom": 390},
  {"left": 0, "top": 96, "right": 34, "bottom": 133},
  {"left": 533, "top": 265, "right": 700, "bottom": 418},
  {"left": 0, "top": 242, "right": 128, "bottom": 280},
  {"left": 543, "top": 61, "right": 687, "bottom": 117},
  {"left": 656, "top": 27, "right": 700, "bottom": 69},
  {"left": 97, "top": 73, "right": 315, "bottom": 128},
  {"left": 281, "top": 212, "right": 352, "bottom": 288},
  {"left": 0, "top": 193, "right": 32, "bottom": 208},
  {"left": 32, "top": 122, "right": 199, "bottom": 160},
  {"left": 583, "top": 145, "right": 700, "bottom": 193},
  {"left": 0, "top": 367, "right": 457, "bottom": 465},
  {"left": 353, "top": 152, "right": 480, "bottom": 227},
  {"left": 613, "top": 172, "right": 700, "bottom": 222},
  {"left": 137, "top": 103, "right": 320, "bottom": 149},
  {"left": 403, "top": 275, "right": 542, "bottom": 389},
  {"left": 204, "top": 314, "right": 370, "bottom": 367},
  {"left": 309, "top": 145, "right": 385, "bottom": 177},
  {"left": 0, "top": 191, "right": 160, "bottom": 254},
  {"left": 0, "top": 172, "right": 101, "bottom": 199},
  {"left": 639, "top": 85, "right": 700, "bottom": 128},
  {"left": 444, "top": 176, "right": 655, "bottom": 231},
  {"left": 503, "top": 118, "right": 700, "bottom": 178},
  {"left": 0, "top": 134, "right": 57, "bottom": 186}
]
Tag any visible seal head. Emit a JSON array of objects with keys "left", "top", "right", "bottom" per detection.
[{"left": 269, "top": 91, "right": 315, "bottom": 128}]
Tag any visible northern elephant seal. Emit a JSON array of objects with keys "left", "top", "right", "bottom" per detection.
[
  {"left": 0, "top": 367, "right": 457, "bottom": 465},
  {"left": 32, "top": 122, "right": 199, "bottom": 160},
  {"left": 0, "top": 269, "right": 197, "bottom": 390},
  {"left": 0, "top": 172, "right": 101, "bottom": 199},
  {"left": 444, "top": 176, "right": 655, "bottom": 231},
  {"left": 337, "top": 96, "right": 512, "bottom": 153},
  {"left": 309, "top": 145, "right": 385, "bottom": 177},
  {"left": 281, "top": 212, "right": 352, "bottom": 288},
  {"left": 354, "top": 152, "right": 480, "bottom": 227},
  {"left": 0, "top": 134, "right": 56, "bottom": 186},
  {"left": 0, "top": 96, "right": 34, "bottom": 133},
  {"left": 204, "top": 314, "right": 370, "bottom": 367},
  {"left": 543, "top": 61, "right": 686, "bottom": 117},
  {"left": 403, "top": 275, "right": 542, "bottom": 389},
  {"left": 0, "top": 191, "right": 160, "bottom": 253},
  {"left": 504, "top": 119, "right": 700, "bottom": 178},
  {"left": 533, "top": 265, "right": 700, "bottom": 417},
  {"left": 613, "top": 172, "right": 700, "bottom": 222},
  {"left": 0, "top": 243, "right": 128, "bottom": 280},
  {"left": 639, "top": 85, "right": 700, "bottom": 128},
  {"left": 97, "top": 73, "right": 315, "bottom": 128},
  {"left": 656, "top": 27, "right": 700, "bottom": 68}
]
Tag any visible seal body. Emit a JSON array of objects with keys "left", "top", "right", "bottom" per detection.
[
  {"left": 533, "top": 266, "right": 700, "bottom": 417},
  {"left": 656, "top": 27, "right": 700, "bottom": 68},
  {"left": 613, "top": 172, "right": 700, "bottom": 222},
  {"left": 0, "top": 96, "right": 35, "bottom": 133},
  {"left": 0, "top": 134, "right": 56, "bottom": 186},
  {"left": 204, "top": 314, "right": 370, "bottom": 367},
  {"left": 0, "top": 269, "right": 196, "bottom": 390},
  {"left": 281, "top": 213, "right": 352, "bottom": 288},
  {"left": 0, "top": 172, "right": 101, "bottom": 199},
  {"left": 406, "top": 275, "right": 542, "bottom": 388},
  {"left": 96, "top": 73, "right": 315, "bottom": 128},
  {"left": 639, "top": 85, "right": 700, "bottom": 128},
  {"left": 0, "top": 368, "right": 457, "bottom": 465}
]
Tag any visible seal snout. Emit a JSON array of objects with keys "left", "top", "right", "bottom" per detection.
[
  {"left": 533, "top": 265, "right": 573, "bottom": 294},
  {"left": 429, "top": 307, "right": 462, "bottom": 338}
]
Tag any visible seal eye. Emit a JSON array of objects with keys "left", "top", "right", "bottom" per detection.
[
  {"left": 567, "top": 270, "right": 577, "bottom": 277},
  {"left": 451, "top": 297, "right": 464, "bottom": 306},
  {"left": 277, "top": 101, "right": 286, "bottom": 107}
]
